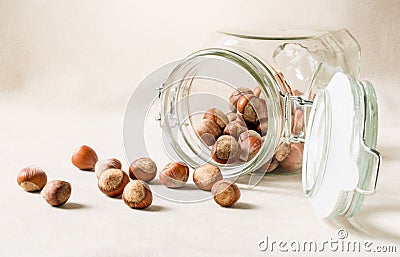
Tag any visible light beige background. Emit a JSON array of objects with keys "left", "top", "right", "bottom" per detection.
[{"left": 1, "top": 1, "right": 399, "bottom": 256}]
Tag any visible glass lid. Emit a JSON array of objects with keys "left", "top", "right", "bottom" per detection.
[{"left": 302, "top": 72, "right": 381, "bottom": 218}]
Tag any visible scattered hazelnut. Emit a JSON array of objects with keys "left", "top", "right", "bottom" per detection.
[
  {"left": 41, "top": 180, "right": 71, "bottom": 207},
  {"left": 122, "top": 180, "right": 152, "bottom": 209},
  {"left": 196, "top": 119, "right": 221, "bottom": 146},
  {"left": 159, "top": 162, "right": 189, "bottom": 188},
  {"left": 229, "top": 87, "right": 254, "bottom": 111},
  {"left": 95, "top": 158, "right": 122, "bottom": 178},
  {"left": 129, "top": 157, "right": 157, "bottom": 182},
  {"left": 279, "top": 143, "right": 304, "bottom": 171},
  {"left": 211, "top": 180, "right": 241, "bottom": 207},
  {"left": 211, "top": 135, "right": 241, "bottom": 164},
  {"left": 292, "top": 110, "right": 304, "bottom": 135},
  {"left": 98, "top": 168, "right": 130, "bottom": 197},
  {"left": 71, "top": 145, "right": 98, "bottom": 170},
  {"left": 193, "top": 164, "right": 223, "bottom": 191},
  {"left": 203, "top": 108, "right": 229, "bottom": 129},
  {"left": 238, "top": 130, "right": 262, "bottom": 161},
  {"left": 274, "top": 142, "right": 291, "bottom": 162},
  {"left": 236, "top": 94, "right": 267, "bottom": 124},
  {"left": 17, "top": 166, "right": 47, "bottom": 192},
  {"left": 253, "top": 86, "right": 261, "bottom": 97},
  {"left": 223, "top": 120, "right": 247, "bottom": 139}
]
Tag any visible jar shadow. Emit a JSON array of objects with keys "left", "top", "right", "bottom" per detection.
[{"left": 326, "top": 204, "right": 400, "bottom": 240}]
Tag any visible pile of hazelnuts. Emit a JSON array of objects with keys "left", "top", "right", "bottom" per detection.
[
  {"left": 17, "top": 145, "right": 241, "bottom": 209},
  {"left": 195, "top": 86, "right": 304, "bottom": 172}
]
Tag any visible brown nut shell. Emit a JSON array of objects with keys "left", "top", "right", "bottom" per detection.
[
  {"left": 196, "top": 119, "right": 221, "bottom": 146},
  {"left": 95, "top": 158, "right": 122, "bottom": 178},
  {"left": 193, "top": 164, "right": 223, "bottom": 191},
  {"left": 279, "top": 143, "right": 304, "bottom": 171},
  {"left": 160, "top": 162, "right": 189, "bottom": 188},
  {"left": 17, "top": 166, "right": 47, "bottom": 192},
  {"left": 211, "top": 135, "right": 241, "bottom": 164},
  {"left": 237, "top": 94, "right": 267, "bottom": 124},
  {"left": 229, "top": 87, "right": 254, "bottom": 111},
  {"left": 211, "top": 180, "right": 241, "bottom": 207},
  {"left": 129, "top": 157, "right": 157, "bottom": 182},
  {"left": 41, "top": 180, "right": 71, "bottom": 207},
  {"left": 98, "top": 169, "right": 130, "bottom": 197},
  {"left": 238, "top": 130, "right": 262, "bottom": 161},
  {"left": 274, "top": 142, "right": 291, "bottom": 162},
  {"left": 226, "top": 112, "right": 245, "bottom": 123},
  {"left": 292, "top": 110, "right": 305, "bottom": 135},
  {"left": 71, "top": 145, "right": 98, "bottom": 170},
  {"left": 256, "top": 117, "right": 268, "bottom": 136},
  {"left": 223, "top": 121, "right": 247, "bottom": 140},
  {"left": 253, "top": 86, "right": 261, "bottom": 97},
  {"left": 122, "top": 180, "right": 153, "bottom": 209},
  {"left": 203, "top": 108, "right": 229, "bottom": 130}
]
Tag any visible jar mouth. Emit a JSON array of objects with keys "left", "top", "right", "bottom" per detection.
[{"left": 161, "top": 48, "right": 283, "bottom": 178}]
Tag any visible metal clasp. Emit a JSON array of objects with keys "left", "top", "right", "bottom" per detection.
[
  {"left": 281, "top": 92, "right": 314, "bottom": 143},
  {"left": 155, "top": 83, "right": 165, "bottom": 124}
]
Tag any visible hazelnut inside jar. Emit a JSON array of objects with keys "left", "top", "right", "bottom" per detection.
[{"left": 154, "top": 49, "right": 309, "bottom": 179}]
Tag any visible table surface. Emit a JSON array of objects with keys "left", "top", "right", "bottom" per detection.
[{"left": 1, "top": 102, "right": 399, "bottom": 257}]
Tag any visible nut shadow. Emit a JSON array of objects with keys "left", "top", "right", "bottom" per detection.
[
  {"left": 59, "top": 202, "right": 89, "bottom": 210},
  {"left": 142, "top": 204, "right": 168, "bottom": 212},
  {"left": 232, "top": 202, "right": 257, "bottom": 210}
]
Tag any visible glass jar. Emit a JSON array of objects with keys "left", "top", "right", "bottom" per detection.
[{"left": 123, "top": 28, "right": 381, "bottom": 217}]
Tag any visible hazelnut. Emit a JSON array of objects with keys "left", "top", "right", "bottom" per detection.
[
  {"left": 196, "top": 119, "right": 221, "bottom": 146},
  {"left": 238, "top": 130, "right": 262, "bottom": 161},
  {"left": 203, "top": 108, "right": 229, "bottom": 129},
  {"left": 122, "top": 180, "right": 152, "bottom": 209},
  {"left": 211, "top": 135, "right": 241, "bottom": 164},
  {"left": 229, "top": 87, "right": 254, "bottom": 111},
  {"left": 98, "top": 169, "right": 130, "bottom": 197},
  {"left": 129, "top": 157, "right": 157, "bottom": 182},
  {"left": 256, "top": 117, "right": 268, "bottom": 136},
  {"left": 193, "top": 164, "right": 223, "bottom": 191},
  {"left": 292, "top": 110, "right": 304, "bottom": 135},
  {"left": 226, "top": 112, "right": 245, "bottom": 123},
  {"left": 267, "top": 158, "right": 279, "bottom": 172},
  {"left": 279, "top": 143, "right": 304, "bottom": 171},
  {"left": 71, "top": 145, "right": 98, "bottom": 170},
  {"left": 236, "top": 94, "right": 267, "bottom": 124},
  {"left": 253, "top": 86, "right": 261, "bottom": 97},
  {"left": 95, "top": 158, "right": 122, "bottom": 178},
  {"left": 159, "top": 162, "right": 189, "bottom": 188},
  {"left": 274, "top": 142, "right": 291, "bottom": 162},
  {"left": 211, "top": 180, "right": 241, "bottom": 207},
  {"left": 17, "top": 166, "right": 47, "bottom": 192},
  {"left": 223, "top": 120, "right": 247, "bottom": 139},
  {"left": 41, "top": 180, "right": 71, "bottom": 207}
]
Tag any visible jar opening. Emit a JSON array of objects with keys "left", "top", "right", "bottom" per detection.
[{"left": 161, "top": 48, "right": 283, "bottom": 177}]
